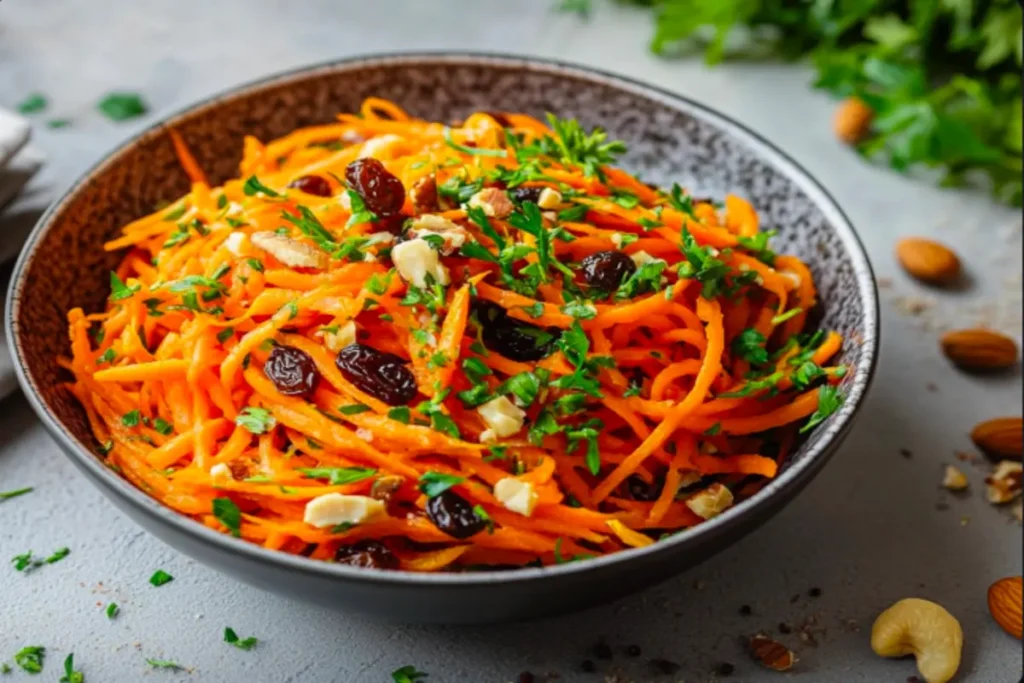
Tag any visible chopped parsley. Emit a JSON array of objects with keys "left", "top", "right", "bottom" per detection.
[
  {"left": 296, "top": 467, "right": 376, "bottom": 485},
  {"left": 235, "top": 407, "right": 276, "bottom": 435},
  {"left": 223, "top": 627, "right": 258, "bottom": 651},
  {"left": 121, "top": 410, "right": 141, "bottom": 427},
  {"left": 0, "top": 487, "right": 32, "bottom": 501},
  {"left": 771, "top": 307, "right": 803, "bottom": 325},
  {"left": 152, "top": 418, "right": 174, "bottom": 436},
  {"left": 541, "top": 114, "right": 626, "bottom": 178},
  {"left": 417, "top": 472, "right": 464, "bottom": 498},
  {"left": 719, "top": 371, "right": 784, "bottom": 398},
  {"left": 17, "top": 94, "right": 48, "bottom": 115},
  {"left": 45, "top": 547, "right": 70, "bottom": 564},
  {"left": 108, "top": 272, "right": 139, "bottom": 301},
  {"left": 145, "top": 659, "right": 182, "bottom": 670},
  {"left": 791, "top": 361, "right": 827, "bottom": 391},
  {"left": 242, "top": 176, "right": 281, "bottom": 198},
  {"left": 97, "top": 93, "right": 148, "bottom": 121},
  {"left": 472, "top": 505, "right": 495, "bottom": 534},
  {"left": 338, "top": 404, "right": 371, "bottom": 416},
  {"left": 392, "top": 666, "right": 428, "bottom": 683},
  {"left": 14, "top": 646, "right": 44, "bottom": 674},
  {"left": 59, "top": 654, "right": 83, "bottom": 683},
  {"left": 149, "top": 569, "right": 174, "bottom": 587},
  {"left": 678, "top": 228, "right": 730, "bottom": 299},
  {"left": 387, "top": 406, "right": 411, "bottom": 424},
  {"left": 801, "top": 385, "right": 844, "bottom": 433},
  {"left": 737, "top": 231, "right": 777, "bottom": 266},
  {"left": 731, "top": 328, "right": 769, "bottom": 366},
  {"left": 105, "top": 602, "right": 119, "bottom": 619},
  {"left": 212, "top": 498, "right": 242, "bottom": 537}
]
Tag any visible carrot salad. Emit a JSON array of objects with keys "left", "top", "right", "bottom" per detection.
[{"left": 64, "top": 98, "right": 847, "bottom": 572}]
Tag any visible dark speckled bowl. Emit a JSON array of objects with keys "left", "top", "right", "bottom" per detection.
[{"left": 6, "top": 53, "right": 879, "bottom": 623}]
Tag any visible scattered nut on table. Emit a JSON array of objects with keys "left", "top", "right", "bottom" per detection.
[
  {"left": 871, "top": 597, "right": 962, "bottom": 683},
  {"left": 985, "top": 460, "right": 1023, "bottom": 504},
  {"left": 748, "top": 633, "right": 796, "bottom": 671},
  {"left": 987, "top": 576, "right": 1023, "bottom": 640},
  {"left": 941, "top": 465, "right": 968, "bottom": 491}
]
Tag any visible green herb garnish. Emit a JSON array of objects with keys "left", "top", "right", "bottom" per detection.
[
  {"left": 417, "top": 472, "right": 464, "bottom": 498},
  {"left": 296, "top": 467, "right": 376, "bottom": 485},
  {"left": 149, "top": 569, "right": 174, "bottom": 587}
]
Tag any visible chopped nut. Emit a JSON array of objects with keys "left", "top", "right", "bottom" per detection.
[
  {"left": 407, "top": 214, "right": 469, "bottom": 255},
  {"left": 409, "top": 175, "right": 439, "bottom": 213},
  {"left": 370, "top": 475, "right": 404, "bottom": 502},
  {"left": 468, "top": 187, "right": 514, "bottom": 218},
  {"left": 749, "top": 633, "right": 797, "bottom": 672},
  {"left": 684, "top": 483, "right": 734, "bottom": 520},
  {"left": 942, "top": 465, "right": 969, "bottom": 491},
  {"left": 251, "top": 231, "right": 328, "bottom": 270},
  {"left": 985, "top": 460, "right": 1023, "bottom": 504},
  {"left": 318, "top": 321, "right": 357, "bottom": 352},
  {"left": 537, "top": 187, "right": 564, "bottom": 210}
]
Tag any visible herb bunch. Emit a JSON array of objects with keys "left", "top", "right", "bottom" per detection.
[{"left": 565, "top": 0, "right": 1023, "bottom": 205}]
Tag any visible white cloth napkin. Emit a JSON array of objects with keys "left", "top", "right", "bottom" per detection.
[{"left": 0, "top": 109, "right": 45, "bottom": 399}]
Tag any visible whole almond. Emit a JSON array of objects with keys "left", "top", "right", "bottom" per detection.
[
  {"left": 834, "top": 97, "right": 874, "bottom": 145},
  {"left": 896, "top": 237, "right": 961, "bottom": 285},
  {"left": 971, "top": 417, "right": 1023, "bottom": 461},
  {"left": 988, "top": 577, "right": 1023, "bottom": 639},
  {"left": 941, "top": 329, "right": 1018, "bottom": 372}
]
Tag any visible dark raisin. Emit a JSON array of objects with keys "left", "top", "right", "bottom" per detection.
[
  {"left": 287, "top": 175, "right": 333, "bottom": 197},
  {"left": 739, "top": 604, "right": 752, "bottom": 616},
  {"left": 334, "top": 540, "right": 399, "bottom": 569},
  {"left": 626, "top": 644, "right": 641, "bottom": 657},
  {"left": 580, "top": 250, "right": 637, "bottom": 292},
  {"left": 473, "top": 300, "right": 560, "bottom": 362},
  {"left": 510, "top": 186, "right": 544, "bottom": 204},
  {"left": 778, "top": 622, "right": 792, "bottom": 634},
  {"left": 626, "top": 474, "right": 663, "bottom": 502},
  {"left": 425, "top": 490, "right": 486, "bottom": 539},
  {"left": 345, "top": 158, "right": 405, "bottom": 217},
  {"left": 809, "top": 586, "right": 822, "bottom": 597},
  {"left": 335, "top": 343, "right": 418, "bottom": 406},
  {"left": 264, "top": 345, "right": 320, "bottom": 398},
  {"left": 409, "top": 175, "right": 439, "bottom": 213}
]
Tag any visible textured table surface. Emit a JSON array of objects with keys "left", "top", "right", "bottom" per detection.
[{"left": 1, "top": 2, "right": 1022, "bottom": 681}]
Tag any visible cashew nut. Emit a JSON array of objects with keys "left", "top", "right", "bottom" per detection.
[{"left": 871, "top": 598, "right": 963, "bottom": 683}]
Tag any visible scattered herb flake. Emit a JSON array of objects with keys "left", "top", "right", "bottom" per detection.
[
  {"left": 97, "top": 93, "right": 148, "bottom": 121},
  {"left": 149, "top": 569, "right": 173, "bottom": 587}
]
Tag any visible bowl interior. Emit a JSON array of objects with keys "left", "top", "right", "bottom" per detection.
[{"left": 9, "top": 54, "right": 876, "bottom": 575}]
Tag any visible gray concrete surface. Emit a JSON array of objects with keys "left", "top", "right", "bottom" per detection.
[{"left": 1, "top": 1, "right": 1022, "bottom": 681}]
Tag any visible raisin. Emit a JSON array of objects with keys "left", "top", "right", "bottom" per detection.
[
  {"left": 626, "top": 474, "right": 663, "bottom": 502},
  {"left": 580, "top": 250, "right": 637, "bottom": 292},
  {"left": 425, "top": 490, "right": 486, "bottom": 539},
  {"left": 264, "top": 345, "right": 320, "bottom": 399},
  {"left": 287, "top": 175, "right": 333, "bottom": 197},
  {"left": 473, "top": 300, "right": 560, "bottom": 362},
  {"left": 335, "top": 343, "right": 418, "bottom": 406},
  {"left": 510, "top": 186, "right": 544, "bottom": 205},
  {"left": 334, "top": 540, "right": 399, "bottom": 569},
  {"left": 345, "top": 158, "right": 405, "bottom": 217}
]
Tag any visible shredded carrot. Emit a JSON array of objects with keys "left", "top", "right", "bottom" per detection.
[{"left": 65, "top": 99, "right": 848, "bottom": 572}]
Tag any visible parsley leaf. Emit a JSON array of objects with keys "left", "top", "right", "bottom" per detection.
[
  {"left": 391, "top": 665, "right": 428, "bottom": 683},
  {"left": 149, "top": 569, "right": 174, "bottom": 587},
  {"left": 0, "top": 487, "right": 32, "bottom": 501},
  {"left": 109, "top": 272, "right": 139, "bottom": 301},
  {"left": 59, "top": 653, "right": 83, "bottom": 683},
  {"left": 791, "top": 361, "right": 827, "bottom": 391},
  {"left": 235, "top": 407, "right": 276, "bottom": 435},
  {"left": 417, "top": 472, "right": 464, "bottom": 498},
  {"left": 14, "top": 646, "right": 44, "bottom": 674},
  {"left": 223, "top": 627, "right": 258, "bottom": 651},
  {"left": 678, "top": 228, "right": 730, "bottom": 299},
  {"left": 212, "top": 498, "right": 242, "bottom": 537},
  {"left": 17, "top": 93, "right": 48, "bottom": 115},
  {"left": 145, "top": 659, "right": 183, "bottom": 670},
  {"left": 296, "top": 467, "right": 376, "bottom": 485},
  {"left": 105, "top": 602, "right": 119, "bottom": 619},
  {"left": 97, "top": 93, "right": 148, "bottom": 121},
  {"left": 801, "top": 385, "right": 844, "bottom": 433},
  {"left": 732, "top": 328, "right": 769, "bottom": 366},
  {"left": 242, "top": 176, "right": 281, "bottom": 198}
]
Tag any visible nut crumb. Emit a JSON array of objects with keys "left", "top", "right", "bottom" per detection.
[
  {"left": 942, "top": 465, "right": 969, "bottom": 491},
  {"left": 749, "top": 633, "right": 797, "bottom": 672}
]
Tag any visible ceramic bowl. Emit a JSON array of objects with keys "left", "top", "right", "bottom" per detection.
[{"left": 7, "top": 53, "right": 879, "bottom": 623}]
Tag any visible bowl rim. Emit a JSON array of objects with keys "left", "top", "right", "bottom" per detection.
[{"left": 6, "top": 50, "right": 880, "bottom": 588}]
